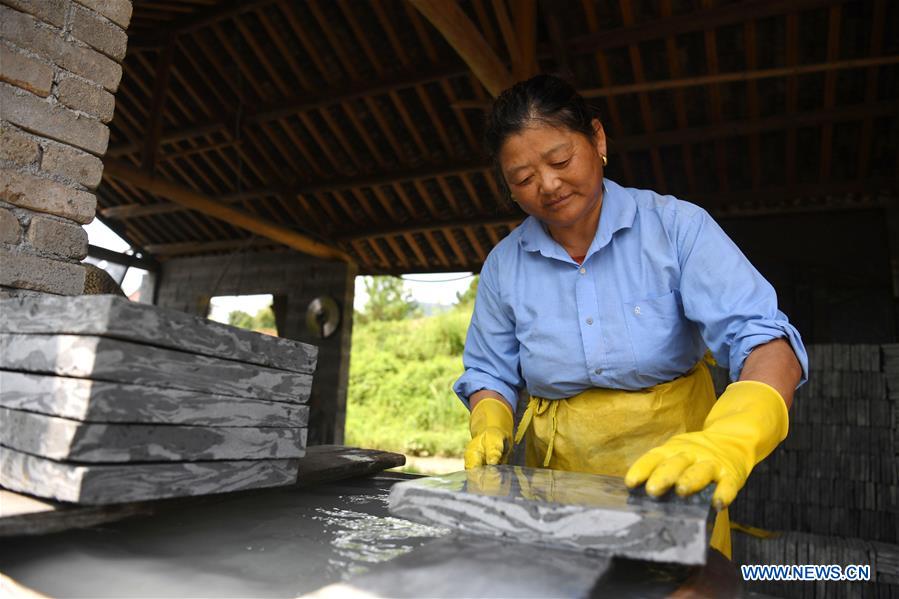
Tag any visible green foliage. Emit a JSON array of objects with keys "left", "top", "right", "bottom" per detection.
[
  {"left": 455, "top": 275, "right": 479, "bottom": 306},
  {"left": 227, "top": 305, "right": 276, "bottom": 333},
  {"left": 227, "top": 310, "right": 255, "bottom": 329},
  {"left": 357, "top": 276, "right": 420, "bottom": 324},
  {"left": 345, "top": 302, "right": 475, "bottom": 457}
]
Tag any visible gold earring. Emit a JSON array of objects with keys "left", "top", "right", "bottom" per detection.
[{"left": 601, "top": 155, "right": 608, "bottom": 166}]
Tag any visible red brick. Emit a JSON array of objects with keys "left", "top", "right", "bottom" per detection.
[
  {"left": 26, "top": 214, "right": 89, "bottom": 259},
  {"left": 41, "top": 140, "right": 105, "bottom": 189},
  {"left": 0, "top": 123, "right": 41, "bottom": 166},
  {"left": 0, "top": 207, "right": 22, "bottom": 244},
  {"left": 73, "top": 0, "right": 132, "bottom": 30},
  {"left": 57, "top": 75, "right": 115, "bottom": 123},
  {"left": 0, "top": 5, "right": 123, "bottom": 92},
  {"left": 71, "top": 3, "right": 128, "bottom": 62},
  {"left": 1, "top": 83, "right": 109, "bottom": 156},
  {"left": 0, "top": 45, "right": 54, "bottom": 97},
  {"left": 0, "top": 247, "right": 86, "bottom": 295},
  {"left": 0, "top": 170, "right": 97, "bottom": 224}
]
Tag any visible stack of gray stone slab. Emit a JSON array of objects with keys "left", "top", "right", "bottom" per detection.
[{"left": 0, "top": 294, "right": 317, "bottom": 505}]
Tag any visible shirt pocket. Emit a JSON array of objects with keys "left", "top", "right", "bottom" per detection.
[{"left": 622, "top": 290, "right": 687, "bottom": 378}]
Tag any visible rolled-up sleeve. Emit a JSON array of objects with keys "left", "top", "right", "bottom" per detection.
[
  {"left": 676, "top": 206, "right": 809, "bottom": 386},
  {"left": 453, "top": 255, "right": 524, "bottom": 411}
]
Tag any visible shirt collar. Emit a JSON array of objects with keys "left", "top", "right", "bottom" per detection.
[{"left": 518, "top": 178, "right": 637, "bottom": 261}]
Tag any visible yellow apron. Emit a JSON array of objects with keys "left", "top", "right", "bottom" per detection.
[{"left": 513, "top": 361, "right": 732, "bottom": 558}]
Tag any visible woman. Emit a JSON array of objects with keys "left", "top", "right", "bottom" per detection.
[{"left": 453, "top": 75, "right": 807, "bottom": 558}]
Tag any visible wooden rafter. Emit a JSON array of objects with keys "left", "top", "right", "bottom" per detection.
[
  {"left": 102, "top": 160, "right": 354, "bottom": 263},
  {"left": 411, "top": 0, "right": 514, "bottom": 97},
  {"left": 107, "top": 63, "right": 469, "bottom": 156},
  {"left": 819, "top": 4, "right": 842, "bottom": 181},
  {"left": 512, "top": 0, "right": 538, "bottom": 79},
  {"left": 569, "top": 0, "right": 838, "bottom": 55},
  {"left": 619, "top": 0, "right": 666, "bottom": 192},
  {"left": 857, "top": 0, "right": 887, "bottom": 180}
]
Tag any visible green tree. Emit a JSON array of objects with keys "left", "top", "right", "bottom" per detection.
[
  {"left": 359, "top": 276, "right": 419, "bottom": 323},
  {"left": 228, "top": 305, "right": 276, "bottom": 332},
  {"left": 254, "top": 306, "right": 276, "bottom": 330},
  {"left": 455, "top": 275, "right": 479, "bottom": 306},
  {"left": 227, "top": 310, "right": 255, "bottom": 329}
]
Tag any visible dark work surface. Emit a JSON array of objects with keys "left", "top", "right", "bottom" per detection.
[{"left": 0, "top": 472, "right": 739, "bottom": 598}]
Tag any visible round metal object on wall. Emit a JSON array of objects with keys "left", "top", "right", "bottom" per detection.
[{"left": 306, "top": 296, "right": 340, "bottom": 338}]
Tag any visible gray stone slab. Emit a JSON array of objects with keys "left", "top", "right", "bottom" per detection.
[
  {"left": 0, "top": 371, "right": 309, "bottom": 427},
  {"left": 388, "top": 466, "right": 714, "bottom": 565},
  {"left": 0, "top": 407, "right": 307, "bottom": 462},
  {"left": 0, "top": 294, "right": 317, "bottom": 373},
  {"left": 0, "top": 446, "right": 300, "bottom": 505},
  {"left": 0, "top": 334, "right": 311, "bottom": 404}
]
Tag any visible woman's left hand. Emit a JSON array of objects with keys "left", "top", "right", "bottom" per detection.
[{"left": 624, "top": 380, "right": 789, "bottom": 511}]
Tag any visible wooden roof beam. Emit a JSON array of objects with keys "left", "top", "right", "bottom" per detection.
[
  {"left": 339, "top": 178, "right": 893, "bottom": 243},
  {"left": 569, "top": 0, "right": 838, "bottom": 54},
  {"left": 512, "top": 0, "right": 538, "bottom": 79},
  {"left": 108, "top": 63, "right": 470, "bottom": 157},
  {"left": 102, "top": 160, "right": 354, "bottom": 264},
  {"left": 141, "top": 40, "right": 175, "bottom": 174},
  {"left": 104, "top": 98, "right": 898, "bottom": 221},
  {"left": 144, "top": 238, "right": 278, "bottom": 256},
  {"left": 411, "top": 0, "right": 514, "bottom": 97}
]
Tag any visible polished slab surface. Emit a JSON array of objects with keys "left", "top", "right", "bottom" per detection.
[
  {"left": 0, "top": 472, "right": 736, "bottom": 598},
  {"left": 0, "top": 474, "right": 449, "bottom": 597},
  {"left": 389, "top": 466, "right": 714, "bottom": 565}
]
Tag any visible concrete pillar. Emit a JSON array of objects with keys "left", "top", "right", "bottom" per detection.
[
  {"left": 0, "top": 1, "right": 132, "bottom": 297},
  {"left": 273, "top": 263, "right": 356, "bottom": 445},
  {"left": 156, "top": 251, "right": 357, "bottom": 444}
]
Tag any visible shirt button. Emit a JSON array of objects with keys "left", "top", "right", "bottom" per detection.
[
  {"left": 579, "top": 267, "right": 586, "bottom": 275},
  {"left": 585, "top": 317, "right": 593, "bottom": 325},
  {"left": 594, "top": 368, "right": 602, "bottom": 375},
  {"left": 634, "top": 306, "right": 641, "bottom": 315}
]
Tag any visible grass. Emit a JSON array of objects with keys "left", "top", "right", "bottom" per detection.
[{"left": 344, "top": 303, "right": 474, "bottom": 458}]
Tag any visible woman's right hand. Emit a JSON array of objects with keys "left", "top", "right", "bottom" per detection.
[{"left": 464, "top": 395, "right": 514, "bottom": 469}]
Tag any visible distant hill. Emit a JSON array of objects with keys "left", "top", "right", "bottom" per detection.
[{"left": 418, "top": 302, "right": 453, "bottom": 317}]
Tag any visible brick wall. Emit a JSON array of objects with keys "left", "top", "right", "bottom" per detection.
[
  {"left": 0, "top": 0, "right": 132, "bottom": 296},
  {"left": 155, "top": 250, "right": 357, "bottom": 446}
]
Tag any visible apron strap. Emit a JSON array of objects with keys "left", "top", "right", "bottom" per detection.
[{"left": 513, "top": 396, "right": 561, "bottom": 468}]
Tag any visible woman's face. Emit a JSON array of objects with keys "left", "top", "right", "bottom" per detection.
[{"left": 499, "top": 119, "right": 607, "bottom": 229}]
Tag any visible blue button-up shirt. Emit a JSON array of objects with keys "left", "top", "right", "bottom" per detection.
[{"left": 453, "top": 178, "right": 808, "bottom": 411}]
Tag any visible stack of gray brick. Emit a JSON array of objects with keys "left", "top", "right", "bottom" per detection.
[
  {"left": 711, "top": 344, "right": 899, "bottom": 597},
  {"left": 0, "top": 0, "right": 131, "bottom": 296}
]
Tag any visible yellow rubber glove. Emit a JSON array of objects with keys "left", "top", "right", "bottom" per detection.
[
  {"left": 464, "top": 398, "right": 513, "bottom": 469},
  {"left": 624, "top": 380, "right": 789, "bottom": 511}
]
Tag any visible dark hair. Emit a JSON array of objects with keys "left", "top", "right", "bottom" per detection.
[{"left": 484, "top": 75, "right": 599, "bottom": 195}]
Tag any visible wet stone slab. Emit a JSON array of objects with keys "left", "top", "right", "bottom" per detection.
[
  {"left": 0, "top": 334, "right": 312, "bottom": 404},
  {"left": 0, "top": 407, "right": 307, "bottom": 462},
  {"left": 388, "top": 466, "right": 714, "bottom": 565},
  {"left": 0, "top": 445, "right": 301, "bottom": 505},
  {"left": 0, "top": 294, "right": 317, "bottom": 373},
  {"left": 0, "top": 371, "right": 309, "bottom": 427}
]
